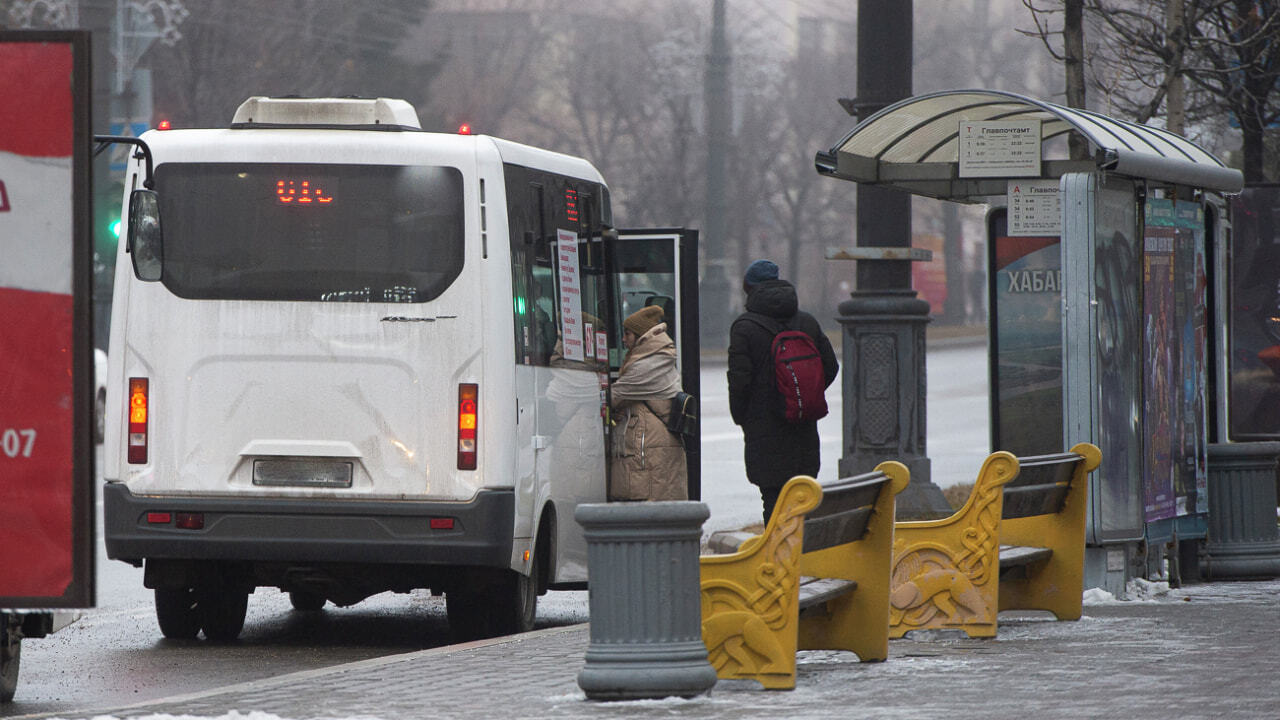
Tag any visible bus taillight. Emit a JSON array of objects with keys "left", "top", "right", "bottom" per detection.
[
  {"left": 128, "top": 377, "right": 149, "bottom": 464},
  {"left": 458, "top": 383, "right": 478, "bottom": 470}
]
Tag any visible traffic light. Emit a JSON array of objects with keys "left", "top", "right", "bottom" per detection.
[{"left": 95, "top": 180, "right": 123, "bottom": 259}]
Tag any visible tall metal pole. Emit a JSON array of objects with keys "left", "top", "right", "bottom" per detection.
[
  {"left": 702, "top": 0, "right": 731, "bottom": 348},
  {"left": 839, "top": 0, "right": 951, "bottom": 518}
]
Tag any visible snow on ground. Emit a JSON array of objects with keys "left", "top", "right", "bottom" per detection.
[{"left": 58, "top": 707, "right": 299, "bottom": 712}]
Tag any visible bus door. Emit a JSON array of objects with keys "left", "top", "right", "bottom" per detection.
[
  {"left": 606, "top": 229, "right": 701, "bottom": 498},
  {"left": 524, "top": 185, "right": 612, "bottom": 584}
]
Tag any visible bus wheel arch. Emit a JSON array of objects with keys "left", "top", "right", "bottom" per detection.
[{"left": 534, "top": 505, "right": 555, "bottom": 596}]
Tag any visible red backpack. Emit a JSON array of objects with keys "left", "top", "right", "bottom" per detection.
[{"left": 744, "top": 315, "right": 829, "bottom": 423}]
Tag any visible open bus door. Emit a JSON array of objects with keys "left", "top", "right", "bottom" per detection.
[{"left": 605, "top": 228, "right": 701, "bottom": 498}]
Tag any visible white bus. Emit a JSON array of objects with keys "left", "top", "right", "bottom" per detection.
[{"left": 100, "top": 97, "right": 698, "bottom": 641}]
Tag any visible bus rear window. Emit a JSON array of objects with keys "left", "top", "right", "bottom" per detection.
[{"left": 153, "top": 163, "right": 464, "bottom": 302}]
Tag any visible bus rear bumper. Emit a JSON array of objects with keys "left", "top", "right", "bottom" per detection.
[{"left": 103, "top": 482, "right": 515, "bottom": 569}]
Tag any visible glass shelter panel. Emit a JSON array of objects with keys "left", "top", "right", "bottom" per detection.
[
  {"left": 1085, "top": 179, "right": 1146, "bottom": 538},
  {"left": 988, "top": 208, "right": 1063, "bottom": 457},
  {"left": 1228, "top": 186, "right": 1280, "bottom": 439}
]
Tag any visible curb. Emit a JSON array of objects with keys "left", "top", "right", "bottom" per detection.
[{"left": 19, "top": 624, "right": 587, "bottom": 720}]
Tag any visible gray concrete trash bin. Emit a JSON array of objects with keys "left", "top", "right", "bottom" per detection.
[
  {"left": 574, "top": 501, "right": 717, "bottom": 700},
  {"left": 1205, "top": 441, "right": 1280, "bottom": 579}
]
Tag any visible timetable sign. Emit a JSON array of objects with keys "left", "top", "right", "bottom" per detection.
[
  {"left": 1008, "top": 180, "right": 1061, "bottom": 236},
  {"left": 959, "top": 120, "right": 1041, "bottom": 178}
]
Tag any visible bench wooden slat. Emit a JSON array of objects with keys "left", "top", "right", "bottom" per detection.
[
  {"left": 803, "top": 506, "right": 872, "bottom": 553},
  {"left": 801, "top": 472, "right": 888, "bottom": 553},
  {"left": 808, "top": 472, "right": 888, "bottom": 519},
  {"left": 1003, "top": 483, "right": 1070, "bottom": 519},
  {"left": 797, "top": 576, "right": 857, "bottom": 610},
  {"left": 1004, "top": 454, "right": 1079, "bottom": 487},
  {"left": 998, "top": 544, "right": 1053, "bottom": 568}
]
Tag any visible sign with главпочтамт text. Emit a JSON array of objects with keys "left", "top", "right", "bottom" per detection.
[{"left": 959, "top": 120, "right": 1041, "bottom": 178}]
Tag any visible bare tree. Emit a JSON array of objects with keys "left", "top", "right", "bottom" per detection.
[
  {"left": 508, "top": 8, "right": 706, "bottom": 230},
  {"left": 1178, "top": 1, "right": 1278, "bottom": 181},
  {"left": 1085, "top": 0, "right": 1279, "bottom": 180},
  {"left": 917, "top": 0, "right": 1061, "bottom": 324},
  {"left": 1023, "top": 0, "right": 1279, "bottom": 181},
  {"left": 401, "top": 0, "right": 568, "bottom": 135},
  {"left": 1021, "top": 0, "right": 1092, "bottom": 159},
  {"left": 141, "top": 1, "right": 436, "bottom": 127},
  {"left": 759, "top": 49, "right": 858, "bottom": 311}
]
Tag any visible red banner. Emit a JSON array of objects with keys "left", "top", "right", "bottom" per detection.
[{"left": 0, "top": 38, "right": 77, "bottom": 599}]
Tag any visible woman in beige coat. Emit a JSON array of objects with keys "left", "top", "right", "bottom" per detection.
[{"left": 610, "top": 305, "right": 688, "bottom": 501}]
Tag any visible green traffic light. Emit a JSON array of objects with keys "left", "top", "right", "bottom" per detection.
[{"left": 109, "top": 218, "right": 121, "bottom": 239}]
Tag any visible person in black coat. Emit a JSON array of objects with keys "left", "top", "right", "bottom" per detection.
[{"left": 727, "top": 259, "right": 839, "bottom": 524}]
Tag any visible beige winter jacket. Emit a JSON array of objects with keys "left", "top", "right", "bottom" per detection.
[{"left": 610, "top": 323, "right": 688, "bottom": 501}]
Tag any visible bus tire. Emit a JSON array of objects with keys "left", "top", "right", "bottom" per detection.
[
  {"left": 289, "top": 590, "right": 326, "bottom": 612},
  {"left": 1, "top": 620, "right": 19, "bottom": 703},
  {"left": 197, "top": 587, "right": 248, "bottom": 642},
  {"left": 154, "top": 588, "right": 201, "bottom": 640},
  {"left": 446, "top": 554, "right": 538, "bottom": 641},
  {"left": 491, "top": 551, "right": 539, "bottom": 637},
  {"left": 445, "top": 590, "right": 483, "bottom": 641}
]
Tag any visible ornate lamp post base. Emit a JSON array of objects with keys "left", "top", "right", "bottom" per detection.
[{"left": 838, "top": 289, "right": 952, "bottom": 519}]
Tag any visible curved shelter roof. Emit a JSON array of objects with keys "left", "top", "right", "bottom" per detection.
[{"left": 815, "top": 89, "right": 1243, "bottom": 202}]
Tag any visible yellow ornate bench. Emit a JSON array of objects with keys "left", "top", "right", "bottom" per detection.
[
  {"left": 699, "top": 461, "right": 909, "bottom": 690},
  {"left": 888, "top": 442, "right": 1102, "bottom": 639}
]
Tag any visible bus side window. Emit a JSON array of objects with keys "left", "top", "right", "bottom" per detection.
[
  {"left": 507, "top": 177, "right": 541, "bottom": 365},
  {"left": 529, "top": 183, "right": 559, "bottom": 365},
  {"left": 530, "top": 265, "right": 558, "bottom": 363}
]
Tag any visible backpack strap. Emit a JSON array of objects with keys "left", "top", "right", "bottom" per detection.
[
  {"left": 737, "top": 311, "right": 787, "bottom": 337},
  {"left": 642, "top": 399, "right": 669, "bottom": 421}
]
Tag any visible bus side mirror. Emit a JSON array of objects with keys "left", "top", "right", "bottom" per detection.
[{"left": 128, "top": 188, "right": 164, "bottom": 282}]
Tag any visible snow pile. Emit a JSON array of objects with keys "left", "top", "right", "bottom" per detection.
[
  {"left": 64, "top": 707, "right": 391, "bottom": 712},
  {"left": 1082, "top": 577, "right": 1173, "bottom": 606},
  {"left": 65, "top": 713, "right": 310, "bottom": 720}
]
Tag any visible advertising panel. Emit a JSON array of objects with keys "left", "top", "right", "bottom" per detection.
[
  {"left": 1141, "top": 198, "right": 1207, "bottom": 521},
  {"left": 988, "top": 209, "right": 1062, "bottom": 457},
  {"left": 0, "top": 32, "right": 94, "bottom": 607}
]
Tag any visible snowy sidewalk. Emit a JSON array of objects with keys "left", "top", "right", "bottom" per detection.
[{"left": 46, "top": 578, "right": 1280, "bottom": 720}]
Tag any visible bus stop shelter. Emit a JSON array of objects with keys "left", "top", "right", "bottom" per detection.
[{"left": 814, "top": 89, "right": 1278, "bottom": 592}]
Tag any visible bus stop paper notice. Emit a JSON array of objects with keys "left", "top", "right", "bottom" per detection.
[
  {"left": 1008, "top": 180, "right": 1062, "bottom": 236},
  {"left": 959, "top": 120, "right": 1041, "bottom": 178},
  {"left": 557, "top": 229, "right": 585, "bottom": 362}
]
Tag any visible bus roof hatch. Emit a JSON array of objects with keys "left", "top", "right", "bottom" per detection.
[{"left": 230, "top": 96, "right": 422, "bottom": 130}]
